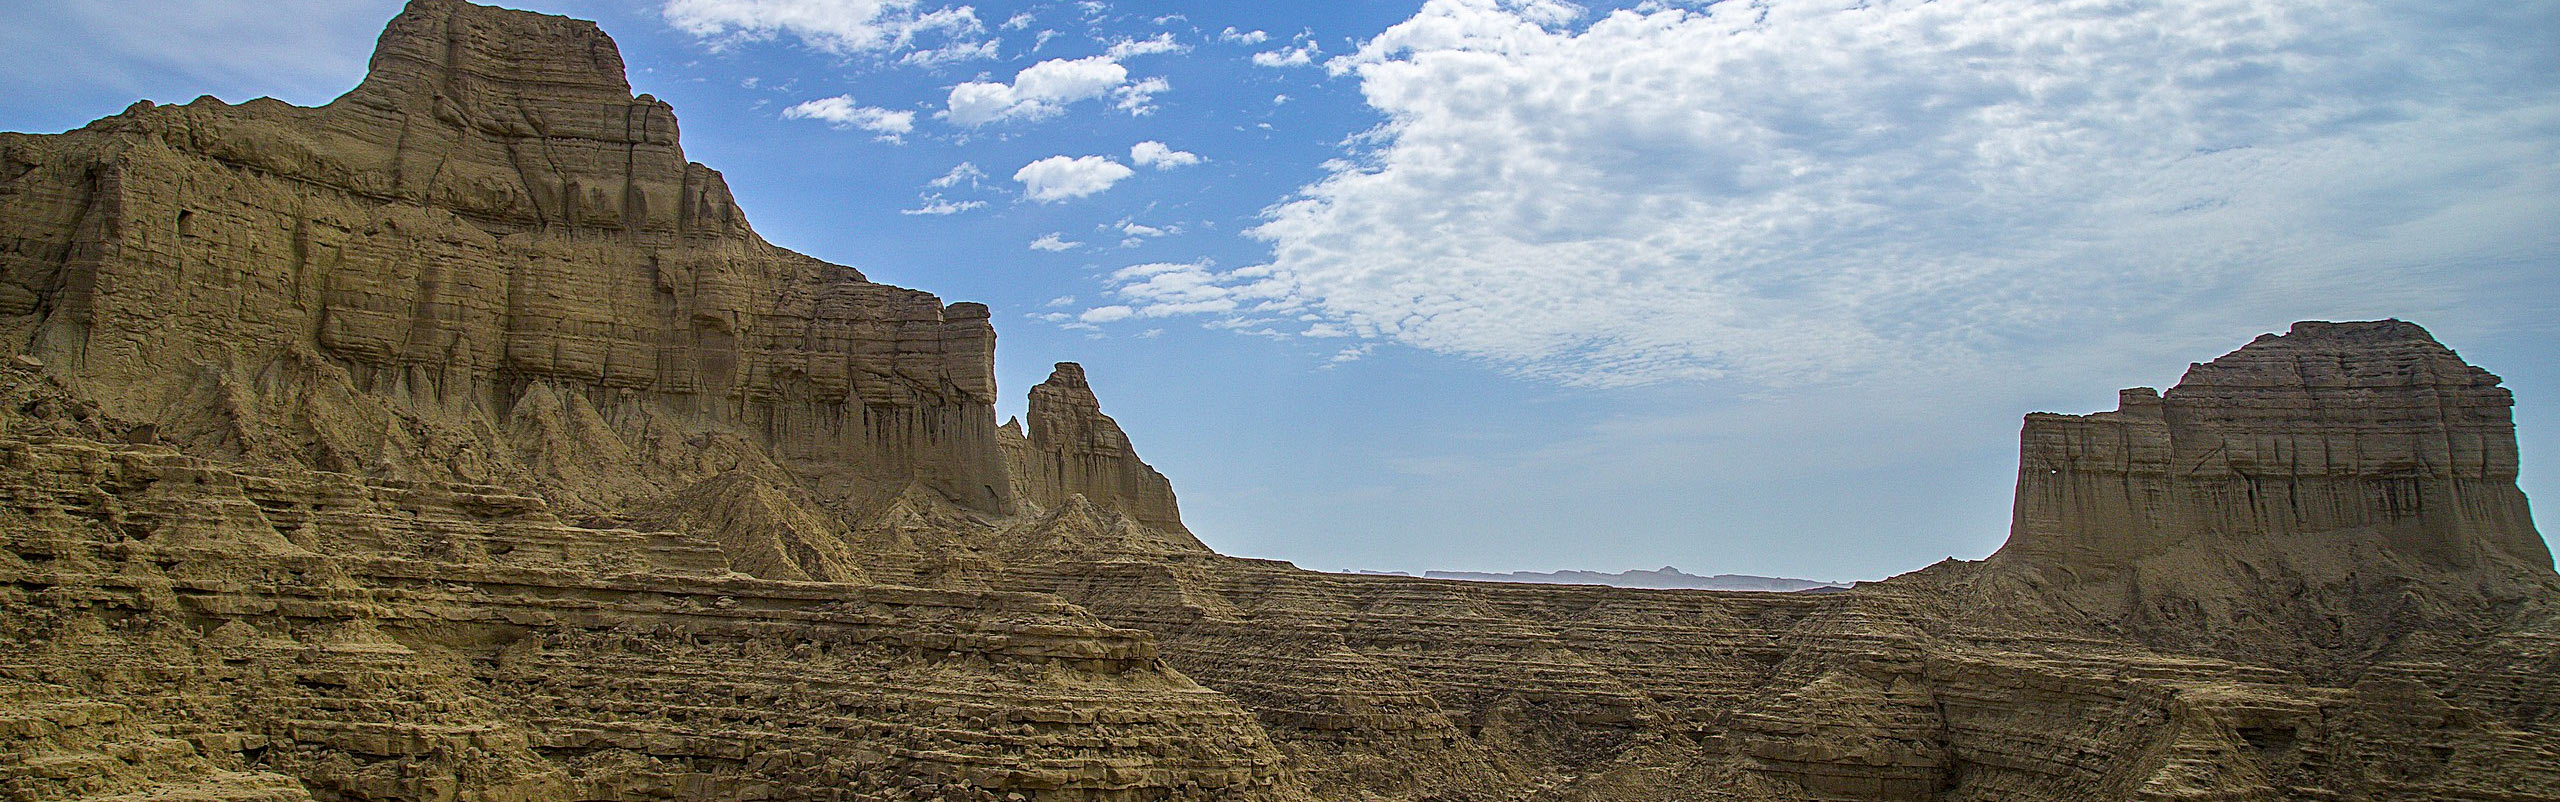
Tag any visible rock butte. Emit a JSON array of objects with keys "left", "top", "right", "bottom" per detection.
[{"left": 0, "top": 2, "right": 2552, "bottom": 800}]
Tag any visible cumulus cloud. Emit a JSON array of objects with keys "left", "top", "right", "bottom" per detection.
[
  {"left": 1250, "top": 40, "right": 1321, "bottom": 67},
  {"left": 927, "top": 161, "right": 985, "bottom": 188},
  {"left": 1013, "top": 155, "right": 1135, "bottom": 201},
  {"left": 898, "top": 38, "right": 999, "bottom": 67},
  {"left": 1113, "top": 77, "right": 1171, "bottom": 115},
  {"left": 1107, "top": 32, "right": 1188, "bottom": 59},
  {"left": 1030, "top": 233, "right": 1082, "bottom": 251},
  {"left": 1114, "top": 219, "right": 1180, "bottom": 247},
  {"left": 1117, "top": 220, "right": 1174, "bottom": 238},
  {"left": 899, "top": 194, "right": 985, "bottom": 215},
  {"left": 1127, "top": 0, "right": 2560, "bottom": 391},
  {"left": 1129, "top": 141, "right": 1203, "bottom": 169},
  {"left": 943, "top": 56, "right": 1163, "bottom": 125},
  {"left": 779, "top": 95, "right": 915, "bottom": 136},
  {"left": 1087, "top": 261, "right": 1263, "bottom": 318},
  {"left": 1220, "top": 27, "right": 1270, "bottom": 45},
  {"left": 661, "top": 0, "right": 982, "bottom": 54}
]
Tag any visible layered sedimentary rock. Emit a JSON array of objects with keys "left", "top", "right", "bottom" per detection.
[
  {"left": 3, "top": 2, "right": 2556, "bottom": 800},
  {"left": 0, "top": 366, "right": 1293, "bottom": 801},
  {"left": 1004, "top": 363, "right": 1194, "bottom": 541},
  {"left": 2005, "top": 319, "right": 2545, "bottom": 570},
  {"left": 1986, "top": 320, "right": 2555, "bottom": 670},
  {"left": 0, "top": 0, "right": 1011, "bottom": 541}
]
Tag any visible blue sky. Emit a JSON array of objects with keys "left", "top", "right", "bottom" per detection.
[{"left": 3, "top": 0, "right": 2554, "bottom": 581}]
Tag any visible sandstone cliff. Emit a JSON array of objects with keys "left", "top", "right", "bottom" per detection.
[
  {"left": 999, "top": 363, "right": 1200, "bottom": 548},
  {"left": 2, "top": 3, "right": 2554, "bottom": 801},
  {"left": 0, "top": 0, "right": 1012, "bottom": 570},
  {"left": 1985, "top": 320, "right": 2554, "bottom": 670}
]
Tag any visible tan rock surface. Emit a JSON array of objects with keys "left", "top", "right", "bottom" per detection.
[{"left": 1, "top": 2, "right": 2554, "bottom": 801}]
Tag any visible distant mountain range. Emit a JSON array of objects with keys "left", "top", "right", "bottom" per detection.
[{"left": 1375, "top": 566, "right": 1848, "bottom": 592}]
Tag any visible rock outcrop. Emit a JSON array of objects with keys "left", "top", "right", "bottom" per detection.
[
  {"left": 2005, "top": 319, "right": 2544, "bottom": 570},
  {"left": 0, "top": 0, "right": 1012, "bottom": 548},
  {"left": 2, "top": 2, "right": 2554, "bottom": 801},
  {"left": 1005, "top": 363, "right": 1194, "bottom": 539},
  {"left": 1987, "top": 320, "right": 2554, "bottom": 670}
]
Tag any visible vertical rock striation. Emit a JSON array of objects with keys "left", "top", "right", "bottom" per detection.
[
  {"left": 0, "top": 0, "right": 1012, "bottom": 530},
  {"left": 1006, "top": 362, "right": 1199, "bottom": 545},
  {"left": 1985, "top": 320, "right": 2554, "bottom": 666},
  {"left": 2002, "top": 319, "right": 2546, "bottom": 572}
]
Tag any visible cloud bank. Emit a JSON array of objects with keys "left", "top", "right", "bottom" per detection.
[{"left": 1103, "top": 0, "right": 2559, "bottom": 391}]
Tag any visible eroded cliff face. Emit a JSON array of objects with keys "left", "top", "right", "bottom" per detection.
[
  {"left": 2, "top": 2, "right": 2555, "bottom": 801},
  {"left": 1986, "top": 320, "right": 2554, "bottom": 668},
  {"left": 0, "top": 0, "right": 1011, "bottom": 547},
  {"left": 999, "top": 363, "right": 1201, "bottom": 552}
]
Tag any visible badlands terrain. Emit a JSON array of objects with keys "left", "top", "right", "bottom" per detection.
[{"left": 0, "top": 1, "right": 2553, "bottom": 800}]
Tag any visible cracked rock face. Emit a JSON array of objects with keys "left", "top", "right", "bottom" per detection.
[{"left": 1, "top": 2, "right": 2554, "bottom": 801}]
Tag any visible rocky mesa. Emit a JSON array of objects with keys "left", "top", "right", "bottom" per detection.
[{"left": 1, "top": 2, "right": 2554, "bottom": 801}]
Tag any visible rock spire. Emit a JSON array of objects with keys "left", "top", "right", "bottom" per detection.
[{"left": 1008, "top": 362, "right": 1194, "bottom": 538}]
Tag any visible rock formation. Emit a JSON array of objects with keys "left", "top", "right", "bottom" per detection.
[
  {"left": 1987, "top": 320, "right": 2554, "bottom": 671},
  {"left": 2, "top": 3, "right": 2554, "bottom": 801},
  {"left": 1004, "top": 363, "right": 1196, "bottom": 542},
  {"left": 0, "top": 0, "right": 1012, "bottom": 554}
]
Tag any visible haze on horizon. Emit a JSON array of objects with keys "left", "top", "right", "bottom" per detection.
[{"left": 2, "top": 0, "right": 2552, "bottom": 582}]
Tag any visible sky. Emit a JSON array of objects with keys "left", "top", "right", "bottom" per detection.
[{"left": 1, "top": 0, "right": 2554, "bottom": 582}]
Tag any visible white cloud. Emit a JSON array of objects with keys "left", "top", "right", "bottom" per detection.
[
  {"left": 779, "top": 95, "right": 915, "bottom": 136},
  {"left": 943, "top": 56, "right": 1160, "bottom": 125},
  {"left": 1001, "top": 11, "right": 1034, "bottom": 30},
  {"left": 900, "top": 194, "right": 985, "bottom": 215},
  {"left": 1030, "top": 233, "right": 1082, "bottom": 251},
  {"left": 1128, "top": 0, "right": 2560, "bottom": 393},
  {"left": 1113, "top": 77, "right": 1171, "bottom": 115},
  {"left": 1117, "top": 220, "right": 1173, "bottom": 238},
  {"left": 1129, "top": 141, "right": 1203, "bottom": 169},
  {"left": 898, "top": 38, "right": 999, "bottom": 67},
  {"left": 1250, "top": 41, "right": 1321, "bottom": 68},
  {"left": 927, "top": 161, "right": 985, "bottom": 188},
  {"left": 1095, "top": 261, "right": 1246, "bottom": 317},
  {"left": 1013, "top": 155, "right": 1135, "bottom": 201},
  {"left": 1107, "top": 32, "right": 1189, "bottom": 59},
  {"left": 661, "top": 0, "right": 983, "bottom": 55},
  {"left": 1081, "top": 305, "right": 1137, "bottom": 324},
  {"left": 1221, "top": 27, "right": 1270, "bottom": 45}
]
